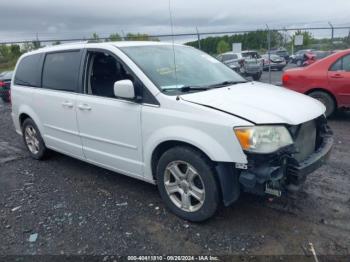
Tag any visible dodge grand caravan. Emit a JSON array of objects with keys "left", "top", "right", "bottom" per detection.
[{"left": 11, "top": 42, "right": 333, "bottom": 221}]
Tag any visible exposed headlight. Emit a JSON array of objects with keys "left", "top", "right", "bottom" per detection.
[{"left": 234, "top": 126, "right": 293, "bottom": 153}]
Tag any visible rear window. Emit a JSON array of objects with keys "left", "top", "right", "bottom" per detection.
[
  {"left": 14, "top": 54, "right": 42, "bottom": 87},
  {"left": 222, "top": 54, "right": 238, "bottom": 61},
  {"left": 42, "top": 51, "right": 82, "bottom": 92}
]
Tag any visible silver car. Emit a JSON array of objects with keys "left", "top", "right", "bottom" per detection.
[{"left": 217, "top": 51, "right": 263, "bottom": 80}]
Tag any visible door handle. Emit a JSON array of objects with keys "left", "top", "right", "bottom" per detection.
[
  {"left": 78, "top": 104, "right": 92, "bottom": 111},
  {"left": 331, "top": 74, "right": 344, "bottom": 79},
  {"left": 62, "top": 101, "right": 74, "bottom": 108}
]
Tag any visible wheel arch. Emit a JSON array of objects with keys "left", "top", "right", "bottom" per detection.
[
  {"left": 17, "top": 106, "right": 44, "bottom": 137},
  {"left": 305, "top": 88, "right": 338, "bottom": 108},
  {"left": 150, "top": 140, "right": 212, "bottom": 181}
]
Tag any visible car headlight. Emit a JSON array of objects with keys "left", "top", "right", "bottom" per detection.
[{"left": 234, "top": 126, "right": 293, "bottom": 153}]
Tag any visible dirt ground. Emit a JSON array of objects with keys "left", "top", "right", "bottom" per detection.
[{"left": 0, "top": 99, "right": 349, "bottom": 257}]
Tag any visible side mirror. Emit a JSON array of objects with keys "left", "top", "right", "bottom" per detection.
[{"left": 114, "top": 80, "right": 135, "bottom": 99}]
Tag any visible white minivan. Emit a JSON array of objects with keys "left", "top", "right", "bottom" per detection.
[{"left": 11, "top": 42, "right": 333, "bottom": 221}]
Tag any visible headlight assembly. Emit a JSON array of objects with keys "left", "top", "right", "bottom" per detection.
[{"left": 234, "top": 126, "right": 293, "bottom": 153}]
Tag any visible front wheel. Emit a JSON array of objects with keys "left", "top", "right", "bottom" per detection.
[
  {"left": 156, "top": 146, "right": 220, "bottom": 222},
  {"left": 308, "top": 91, "right": 336, "bottom": 118}
]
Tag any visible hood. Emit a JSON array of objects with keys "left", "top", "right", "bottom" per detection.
[{"left": 180, "top": 82, "right": 325, "bottom": 125}]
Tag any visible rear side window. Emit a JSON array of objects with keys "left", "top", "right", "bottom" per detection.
[
  {"left": 42, "top": 51, "right": 82, "bottom": 92},
  {"left": 14, "top": 54, "right": 42, "bottom": 87},
  {"left": 330, "top": 54, "right": 350, "bottom": 72},
  {"left": 343, "top": 55, "right": 350, "bottom": 71}
]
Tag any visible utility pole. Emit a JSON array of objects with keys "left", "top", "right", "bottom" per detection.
[{"left": 266, "top": 24, "right": 271, "bottom": 84}]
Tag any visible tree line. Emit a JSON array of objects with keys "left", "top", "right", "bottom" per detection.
[{"left": 185, "top": 30, "right": 350, "bottom": 55}]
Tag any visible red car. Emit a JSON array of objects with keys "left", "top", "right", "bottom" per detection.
[{"left": 283, "top": 49, "right": 350, "bottom": 117}]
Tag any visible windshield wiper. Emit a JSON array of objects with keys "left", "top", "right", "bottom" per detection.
[
  {"left": 208, "top": 80, "right": 247, "bottom": 89},
  {"left": 163, "top": 85, "right": 209, "bottom": 93}
]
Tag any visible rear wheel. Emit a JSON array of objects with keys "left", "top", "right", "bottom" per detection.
[
  {"left": 296, "top": 60, "right": 303, "bottom": 67},
  {"left": 1, "top": 95, "right": 10, "bottom": 103},
  {"left": 22, "top": 118, "right": 48, "bottom": 159},
  {"left": 252, "top": 72, "right": 262, "bottom": 81},
  {"left": 156, "top": 146, "right": 220, "bottom": 222},
  {"left": 308, "top": 91, "right": 335, "bottom": 117}
]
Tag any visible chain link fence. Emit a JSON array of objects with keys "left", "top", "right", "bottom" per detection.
[{"left": 1, "top": 25, "right": 350, "bottom": 81}]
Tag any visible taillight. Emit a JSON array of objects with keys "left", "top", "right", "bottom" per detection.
[
  {"left": 0, "top": 81, "right": 5, "bottom": 87},
  {"left": 282, "top": 74, "right": 290, "bottom": 85}
]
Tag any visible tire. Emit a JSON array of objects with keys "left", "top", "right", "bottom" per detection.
[
  {"left": 308, "top": 91, "right": 336, "bottom": 118},
  {"left": 252, "top": 72, "right": 262, "bottom": 81},
  {"left": 296, "top": 60, "right": 302, "bottom": 67},
  {"left": 22, "top": 118, "right": 48, "bottom": 160},
  {"left": 1, "top": 95, "right": 10, "bottom": 103},
  {"left": 156, "top": 146, "right": 220, "bottom": 222}
]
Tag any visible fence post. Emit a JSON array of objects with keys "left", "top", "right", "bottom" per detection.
[
  {"left": 328, "top": 22, "right": 334, "bottom": 50},
  {"left": 266, "top": 24, "right": 272, "bottom": 84},
  {"left": 196, "top": 27, "right": 201, "bottom": 50},
  {"left": 121, "top": 30, "right": 126, "bottom": 41}
]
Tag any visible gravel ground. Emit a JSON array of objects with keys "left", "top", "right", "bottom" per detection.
[{"left": 0, "top": 78, "right": 349, "bottom": 256}]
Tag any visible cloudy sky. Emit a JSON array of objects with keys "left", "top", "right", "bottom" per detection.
[{"left": 1, "top": 0, "right": 350, "bottom": 43}]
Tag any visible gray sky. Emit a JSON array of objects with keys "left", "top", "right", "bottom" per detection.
[{"left": 1, "top": 0, "right": 350, "bottom": 43}]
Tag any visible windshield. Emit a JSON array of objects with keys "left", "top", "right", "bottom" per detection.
[{"left": 120, "top": 45, "right": 246, "bottom": 92}]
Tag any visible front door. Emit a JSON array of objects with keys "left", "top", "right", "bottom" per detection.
[{"left": 76, "top": 50, "right": 143, "bottom": 178}]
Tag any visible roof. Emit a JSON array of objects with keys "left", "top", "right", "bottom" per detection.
[{"left": 21, "top": 41, "right": 177, "bottom": 57}]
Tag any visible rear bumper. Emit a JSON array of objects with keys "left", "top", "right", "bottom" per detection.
[
  {"left": 245, "top": 68, "right": 261, "bottom": 74},
  {"left": 264, "top": 64, "right": 286, "bottom": 70}
]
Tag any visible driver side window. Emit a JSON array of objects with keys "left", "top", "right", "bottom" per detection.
[{"left": 84, "top": 51, "right": 134, "bottom": 98}]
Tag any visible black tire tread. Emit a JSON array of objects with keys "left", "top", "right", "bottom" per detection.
[{"left": 156, "top": 146, "right": 220, "bottom": 222}]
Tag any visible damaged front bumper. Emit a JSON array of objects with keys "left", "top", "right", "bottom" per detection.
[{"left": 239, "top": 116, "right": 333, "bottom": 197}]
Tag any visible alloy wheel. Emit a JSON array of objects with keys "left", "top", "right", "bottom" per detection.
[
  {"left": 24, "top": 125, "right": 40, "bottom": 154},
  {"left": 164, "top": 161, "right": 205, "bottom": 212}
]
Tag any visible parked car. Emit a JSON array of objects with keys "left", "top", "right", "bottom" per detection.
[
  {"left": 0, "top": 71, "right": 13, "bottom": 102},
  {"left": 216, "top": 52, "right": 240, "bottom": 72},
  {"left": 291, "top": 49, "right": 316, "bottom": 66},
  {"left": 303, "top": 51, "right": 333, "bottom": 67},
  {"left": 269, "top": 48, "right": 290, "bottom": 62},
  {"left": 218, "top": 51, "right": 263, "bottom": 80},
  {"left": 11, "top": 42, "right": 333, "bottom": 221},
  {"left": 302, "top": 52, "right": 317, "bottom": 67},
  {"left": 283, "top": 49, "right": 350, "bottom": 117},
  {"left": 262, "top": 54, "right": 286, "bottom": 71}
]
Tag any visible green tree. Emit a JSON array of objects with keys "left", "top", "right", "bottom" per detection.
[
  {"left": 90, "top": 32, "right": 100, "bottom": 42},
  {"left": 216, "top": 40, "right": 230, "bottom": 54},
  {"left": 125, "top": 33, "right": 158, "bottom": 41},
  {"left": 32, "top": 40, "right": 41, "bottom": 50},
  {"left": 10, "top": 45, "right": 21, "bottom": 58},
  {"left": 108, "top": 33, "right": 122, "bottom": 42}
]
